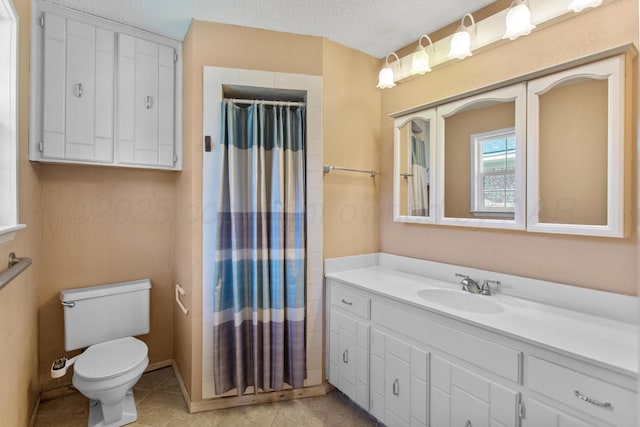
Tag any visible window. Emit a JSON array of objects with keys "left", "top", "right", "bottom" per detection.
[
  {"left": 470, "top": 127, "right": 516, "bottom": 216},
  {"left": 0, "top": 0, "right": 24, "bottom": 244}
]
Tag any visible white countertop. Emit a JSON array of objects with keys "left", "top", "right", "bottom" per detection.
[{"left": 326, "top": 265, "right": 638, "bottom": 376}]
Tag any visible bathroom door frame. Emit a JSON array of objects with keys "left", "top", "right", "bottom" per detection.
[{"left": 201, "top": 67, "right": 324, "bottom": 399}]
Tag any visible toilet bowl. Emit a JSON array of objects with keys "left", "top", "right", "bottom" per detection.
[
  {"left": 56, "top": 279, "right": 152, "bottom": 427},
  {"left": 72, "top": 337, "right": 149, "bottom": 427}
]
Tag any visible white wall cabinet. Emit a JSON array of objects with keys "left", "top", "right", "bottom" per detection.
[
  {"left": 326, "top": 277, "right": 636, "bottom": 427},
  {"left": 30, "top": 2, "right": 182, "bottom": 170}
]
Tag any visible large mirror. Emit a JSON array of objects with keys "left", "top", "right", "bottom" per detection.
[
  {"left": 393, "top": 109, "right": 436, "bottom": 223},
  {"left": 436, "top": 83, "right": 526, "bottom": 229},
  {"left": 527, "top": 55, "right": 625, "bottom": 237}
]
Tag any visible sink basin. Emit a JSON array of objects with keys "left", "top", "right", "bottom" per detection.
[{"left": 417, "top": 288, "right": 504, "bottom": 314}]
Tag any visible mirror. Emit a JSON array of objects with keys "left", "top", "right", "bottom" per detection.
[
  {"left": 436, "top": 83, "right": 526, "bottom": 229},
  {"left": 527, "top": 55, "right": 625, "bottom": 237},
  {"left": 394, "top": 109, "right": 436, "bottom": 223}
]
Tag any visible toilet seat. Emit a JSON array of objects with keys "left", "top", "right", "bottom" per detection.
[{"left": 74, "top": 337, "right": 148, "bottom": 381}]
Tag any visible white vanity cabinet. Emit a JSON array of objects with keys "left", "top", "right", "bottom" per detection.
[
  {"left": 370, "top": 329, "right": 428, "bottom": 427},
  {"left": 117, "top": 34, "right": 176, "bottom": 168},
  {"left": 31, "top": 2, "right": 182, "bottom": 170},
  {"left": 41, "top": 12, "right": 115, "bottom": 162},
  {"left": 325, "top": 256, "right": 637, "bottom": 427},
  {"left": 328, "top": 282, "right": 370, "bottom": 410}
]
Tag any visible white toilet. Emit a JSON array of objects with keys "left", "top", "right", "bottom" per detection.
[{"left": 56, "top": 279, "right": 151, "bottom": 427}]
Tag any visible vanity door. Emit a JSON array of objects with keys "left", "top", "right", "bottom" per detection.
[
  {"left": 430, "top": 355, "right": 520, "bottom": 427},
  {"left": 370, "top": 329, "right": 429, "bottom": 427}
]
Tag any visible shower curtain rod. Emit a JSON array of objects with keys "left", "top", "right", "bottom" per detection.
[{"left": 224, "top": 98, "right": 306, "bottom": 107}]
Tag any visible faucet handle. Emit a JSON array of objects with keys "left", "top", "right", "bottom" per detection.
[
  {"left": 455, "top": 273, "right": 469, "bottom": 279},
  {"left": 480, "top": 279, "right": 501, "bottom": 295}
]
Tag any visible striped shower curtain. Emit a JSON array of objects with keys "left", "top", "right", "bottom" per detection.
[{"left": 213, "top": 100, "right": 306, "bottom": 396}]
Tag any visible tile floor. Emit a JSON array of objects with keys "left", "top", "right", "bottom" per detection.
[{"left": 34, "top": 367, "right": 381, "bottom": 427}]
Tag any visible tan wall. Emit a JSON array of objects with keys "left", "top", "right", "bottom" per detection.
[
  {"left": 177, "top": 20, "right": 328, "bottom": 403},
  {"left": 0, "top": 0, "right": 41, "bottom": 424},
  {"left": 38, "top": 165, "right": 177, "bottom": 392},
  {"left": 380, "top": 0, "right": 638, "bottom": 294},
  {"left": 322, "top": 39, "right": 381, "bottom": 258},
  {"left": 179, "top": 21, "right": 380, "bottom": 402}
]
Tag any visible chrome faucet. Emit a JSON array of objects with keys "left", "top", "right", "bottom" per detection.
[
  {"left": 479, "top": 279, "right": 501, "bottom": 296},
  {"left": 455, "top": 273, "right": 481, "bottom": 294}
]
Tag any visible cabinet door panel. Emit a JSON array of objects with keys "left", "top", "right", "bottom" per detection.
[
  {"left": 134, "top": 38, "right": 159, "bottom": 162},
  {"left": 94, "top": 27, "right": 114, "bottom": 162},
  {"left": 65, "top": 18, "right": 95, "bottom": 156},
  {"left": 385, "top": 352, "right": 411, "bottom": 421},
  {"left": 43, "top": 13, "right": 66, "bottom": 158},
  {"left": 451, "top": 386, "right": 490, "bottom": 427},
  {"left": 117, "top": 34, "right": 135, "bottom": 163},
  {"left": 158, "top": 44, "right": 175, "bottom": 166},
  {"left": 526, "top": 398, "right": 600, "bottom": 427}
]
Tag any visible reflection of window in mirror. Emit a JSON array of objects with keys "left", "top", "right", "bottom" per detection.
[{"left": 470, "top": 127, "right": 515, "bottom": 217}]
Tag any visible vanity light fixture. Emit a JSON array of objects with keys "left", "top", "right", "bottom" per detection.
[
  {"left": 503, "top": 0, "right": 536, "bottom": 40},
  {"left": 447, "top": 13, "right": 475, "bottom": 60},
  {"left": 377, "top": 52, "right": 400, "bottom": 89},
  {"left": 568, "top": 0, "right": 603, "bottom": 12},
  {"left": 411, "top": 35, "right": 434, "bottom": 75}
]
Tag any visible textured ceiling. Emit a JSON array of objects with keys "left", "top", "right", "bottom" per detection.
[{"left": 48, "top": 0, "right": 496, "bottom": 58}]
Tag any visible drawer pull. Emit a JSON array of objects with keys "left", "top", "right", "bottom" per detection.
[
  {"left": 573, "top": 390, "right": 612, "bottom": 409},
  {"left": 341, "top": 299, "right": 353, "bottom": 306},
  {"left": 74, "top": 83, "right": 83, "bottom": 98},
  {"left": 392, "top": 379, "right": 400, "bottom": 396},
  {"left": 342, "top": 350, "right": 348, "bottom": 364}
]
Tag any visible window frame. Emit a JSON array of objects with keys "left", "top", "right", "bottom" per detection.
[
  {"left": 0, "top": 0, "right": 25, "bottom": 244},
  {"left": 470, "top": 127, "right": 516, "bottom": 217}
]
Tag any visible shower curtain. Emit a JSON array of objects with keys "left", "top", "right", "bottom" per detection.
[
  {"left": 213, "top": 100, "right": 306, "bottom": 396},
  {"left": 409, "top": 135, "right": 429, "bottom": 216}
]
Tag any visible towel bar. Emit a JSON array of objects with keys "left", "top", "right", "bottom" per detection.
[{"left": 0, "top": 252, "right": 33, "bottom": 290}]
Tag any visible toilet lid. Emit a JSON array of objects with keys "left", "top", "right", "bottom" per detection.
[{"left": 74, "top": 337, "right": 148, "bottom": 380}]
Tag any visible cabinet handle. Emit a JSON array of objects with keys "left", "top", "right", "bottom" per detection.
[
  {"left": 74, "top": 83, "right": 83, "bottom": 98},
  {"left": 392, "top": 379, "right": 399, "bottom": 396},
  {"left": 573, "top": 390, "right": 612, "bottom": 408},
  {"left": 146, "top": 95, "right": 153, "bottom": 109},
  {"left": 342, "top": 349, "right": 348, "bottom": 364},
  {"left": 465, "top": 421, "right": 472, "bottom": 427},
  {"left": 341, "top": 299, "right": 353, "bottom": 306}
]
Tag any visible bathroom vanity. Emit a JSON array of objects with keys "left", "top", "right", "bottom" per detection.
[{"left": 325, "top": 254, "right": 637, "bottom": 427}]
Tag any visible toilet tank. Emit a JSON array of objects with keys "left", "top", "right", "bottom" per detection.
[{"left": 60, "top": 279, "right": 151, "bottom": 351}]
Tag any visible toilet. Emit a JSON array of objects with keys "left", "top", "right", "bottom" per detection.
[{"left": 57, "top": 279, "right": 151, "bottom": 427}]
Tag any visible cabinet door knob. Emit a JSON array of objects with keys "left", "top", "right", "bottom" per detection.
[
  {"left": 573, "top": 390, "right": 612, "bottom": 408},
  {"left": 342, "top": 349, "right": 348, "bottom": 363},
  {"left": 392, "top": 378, "right": 400, "bottom": 396},
  {"left": 74, "top": 83, "right": 83, "bottom": 98},
  {"left": 341, "top": 299, "right": 353, "bottom": 306},
  {"left": 146, "top": 95, "right": 153, "bottom": 109}
]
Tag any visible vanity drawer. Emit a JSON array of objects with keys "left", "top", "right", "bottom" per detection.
[
  {"left": 330, "top": 284, "right": 370, "bottom": 320},
  {"left": 373, "top": 301, "right": 521, "bottom": 383},
  {"left": 528, "top": 356, "right": 636, "bottom": 427}
]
